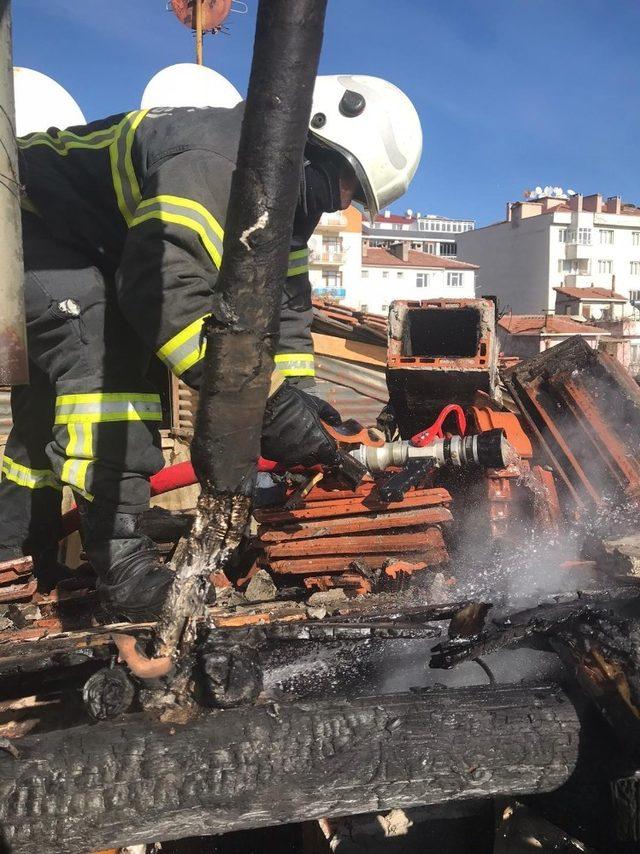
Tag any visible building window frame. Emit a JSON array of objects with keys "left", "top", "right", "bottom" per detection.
[
  {"left": 599, "top": 228, "right": 614, "bottom": 245},
  {"left": 598, "top": 259, "right": 613, "bottom": 275},
  {"left": 447, "top": 272, "right": 463, "bottom": 287}
]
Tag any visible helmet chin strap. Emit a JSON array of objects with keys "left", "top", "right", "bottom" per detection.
[{"left": 301, "top": 146, "right": 344, "bottom": 217}]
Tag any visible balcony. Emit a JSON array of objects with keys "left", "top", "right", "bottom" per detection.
[
  {"left": 315, "top": 212, "right": 348, "bottom": 232},
  {"left": 563, "top": 273, "right": 594, "bottom": 287},
  {"left": 565, "top": 241, "right": 594, "bottom": 261},
  {"left": 310, "top": 250, "right": 346, "bottom": 266}
]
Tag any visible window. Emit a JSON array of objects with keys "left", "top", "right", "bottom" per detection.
[
  {"left": 382, "top": 271, "right": 389, "bottom": 279},
  {"left": 434, "top": 222, "right": 441, "bottom": 231},
  {"left": 362, "top": 270, "right": 369, "bottom": 278},
  {"left": 559, "top": 259, "right": 590, "bottom": 274},
  {"left": 633, "top": 232, "right": 640, "bottom": 247},
  {"left": 598, "top": 259, "right": 613, "bottom": 274},
  {"left": 558, "top": 228, "right": 567, "bottom": 243},
  {"left": 321, "top": 271, "right": 341, "bottom": 288},
  {"left": 427, "top": 243, "right": 436, "bottom": 253},
  {"left": 630, "top": 290, "right": 640, "bottom": 303},
  {"left": 416, "top": 273, "right": 431, "bottom": 288},
  {"left": 631, "top": 262, "right": 640, "bottom": 276},
  {"left": 360, "top": 304, "right": 368, "bottom": 312},
  {"left": 397, "top": 271, "right": 404, "bottom": 278},
  {"left": 447, "top": 272, "right": 463, "bottom": 287},
  {"left": 599, "top": 229, "right": 614, "bottom": 245},
  {"left": 440, "top": 243, "right": 457, "bottom": 256},
  {"left": 381, "top": 304, "right": 389, "bottom": 313},
  {"left": 578, "top": 227, "right": 592, "bottom": 245}
]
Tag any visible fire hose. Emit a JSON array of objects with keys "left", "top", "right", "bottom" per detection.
[{"left": 59, "top": 407, "right": 511, "bottom": 538}]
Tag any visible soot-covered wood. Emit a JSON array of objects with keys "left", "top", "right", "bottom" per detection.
[
  {"left": 0, "top": 685, "right": 584, "bottom": 853},
  {"left": 155, "top": 0, "right": 328, "bottom": 665},
  {"left": 190, "top": 0, "right": 329, "bottom": 493}
]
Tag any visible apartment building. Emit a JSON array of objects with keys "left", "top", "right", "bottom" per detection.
[
  {"left": 307, "top": 206, "right": 362, "bottom": 300},
  {"left": 362, "top": 210, "right": 474, "bottom": 259},
  {"left": 457, "top": 193, "right": 640, "bottom": 314},
  {"left": 348, "top": 243, "right": 477, "bottom": 316},
  {"left": 498, "top": 312, "right": 610, "bottom": 359}
]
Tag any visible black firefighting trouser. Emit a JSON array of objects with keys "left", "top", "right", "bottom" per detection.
[{"left": 0, "top": 214, "right": 164, "bottom": 562}]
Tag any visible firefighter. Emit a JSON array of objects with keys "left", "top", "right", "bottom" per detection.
[{"left": 0, "top": 75, "right": 422, "bottom": 619}]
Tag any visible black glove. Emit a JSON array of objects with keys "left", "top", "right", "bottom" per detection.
[{"left": 261, "top": 382, "right": 342, "bottom": 469}]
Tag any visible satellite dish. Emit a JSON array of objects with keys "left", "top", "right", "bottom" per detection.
[
  {"left": 13, "top": 67, "right": 85, "bottom": 135},
  {"left": 141, "top": 63, "right": 242, "bottom": 110},
  {"left": 170, "top": 0, "right": 233, "bottom": 32}
]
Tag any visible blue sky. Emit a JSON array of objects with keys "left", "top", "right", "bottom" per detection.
[{"left": 13, "top": 0, "right": 640, "bottom": 226}]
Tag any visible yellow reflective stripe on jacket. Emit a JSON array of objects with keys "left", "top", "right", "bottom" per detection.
[
  {"left": 1, "top": 456, "right": 61, "bottom": 491},
  {"left": 18, "top": 110, "right": 150, "bottom": 228},
  {"left": 54, "top": 392, "right": 163, "bottom": 425},
  {"left": 110, "top": 110, "right": 148, "bottom": 226},
  {"left": 157, "top": 315, "right": 209, "bottom": 377},
  {"left": 131, "top": 195, "right": 224, "bottom": 269},
  {"left": 18, "top": 123, "right": 118, "bottom": 155},
  {"left": 287, "top": 248, "right": 309, "bottom": 277},
  {"left": 61, "top": 458, "right": 93, "bottom": 501},
  {"left": 274, "top": 353, "right": 315, "bottom": 377}
]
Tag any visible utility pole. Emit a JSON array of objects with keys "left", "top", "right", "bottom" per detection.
[
  {"left": 154, "top": 0, "right": 329, "bottom": 675},
  {"left": 194, "top": 0, "right": 203, "bottom": 65},
  {"left": 0, "top": 0, "right": 28, "bottom": 385}
]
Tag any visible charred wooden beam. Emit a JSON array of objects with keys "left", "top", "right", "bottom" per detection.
[{"left": 0, "top": 684, "right": 584, "bottom": 854}]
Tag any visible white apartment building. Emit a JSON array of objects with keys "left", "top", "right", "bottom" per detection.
[
  {"left": 308, "top": 206, "right": 362, "bottom": 300},
  {"left": 362, "top": 210, "right": 475, "bottom": 259},
  {"left": 348, "top": 243, "right": 477, "bottom": 316},
  {"left": 457, "top": 193, "right": 640, "bottom": 314}
]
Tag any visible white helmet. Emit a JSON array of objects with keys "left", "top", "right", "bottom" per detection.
[{"left": 309, "top": 75, "right": 422, "bottom": 218}]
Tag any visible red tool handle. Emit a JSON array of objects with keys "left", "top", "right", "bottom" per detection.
[{"left": 410, "top": 404, "right": 467, "bottom": 447}]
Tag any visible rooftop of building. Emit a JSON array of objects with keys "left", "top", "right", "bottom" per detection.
[
  {"left": 361, "top": 246, "right": 478, "bottom": 270},
  {"left": 498, "top": 313, "right": 609, "bottom": 336},
  {"left": 554, "top": 286, "right": 628, "bottom": 302}
]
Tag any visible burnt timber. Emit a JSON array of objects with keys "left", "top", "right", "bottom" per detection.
[{"left": 0, "top": 684, "right": 585, "bottom": 854}]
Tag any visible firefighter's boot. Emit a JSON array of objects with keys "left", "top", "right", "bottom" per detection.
[{"left": 77, "top": 498, "right": 173, "bottom": 621}]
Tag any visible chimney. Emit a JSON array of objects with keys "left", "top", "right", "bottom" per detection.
[
  {"left": 582, "top": 194, "right": 603, "bottom": 213},
  {"left": 362, "top": 238, "right": 369, "bottom": 258},
  {"left": 605, "top": 196, "right": 622, "bottom": 215},
  {"left": 389, "top": 241, "right": 409, "bottom": 262},
  {"left": 384, "top": 209, "right": 391, "bottom": 219},
  {"left": 569, "top": 193, "right": 583, "bottom": 212}
]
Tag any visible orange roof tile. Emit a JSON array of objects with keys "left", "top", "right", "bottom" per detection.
[
  {"left": 498, "top": 314, "right": 609, "bottom": 336},
  {"left": 554, "top": 286, "right": 628, "bottom": 302},
  {"left": 362, "top": 246, "right": 478, "bottom": 271}
]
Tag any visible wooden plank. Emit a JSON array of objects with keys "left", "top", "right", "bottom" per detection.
[
  {"left": 0, "top": 685, "right": 584, "bottom": 854},
  {"left": 311, "top": 333, "right": 386, "bottom": 368}
]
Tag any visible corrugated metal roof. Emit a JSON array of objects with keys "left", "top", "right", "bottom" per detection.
[
  {"left": 313, "top": 381, "right": 385, "bottom": 426},
  {"left": 315, "top": 356, "right": 388, "bottom": 402}
]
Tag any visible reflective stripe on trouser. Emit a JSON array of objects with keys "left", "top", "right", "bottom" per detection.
[
  {"left": 1, "top": 456, "right": 61, "bottom": 491},
  {"left": 287, "top": 248, "right": 309, "bottom": 277},
  {"left": 51, "top": 392, "right": 163, "bottom": 502},
  {"left": 0, "top": 379, "right": 63, "bottom": 561},
  {"left": 274, "top": 353, "right": 315, "bottom": 377}
]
